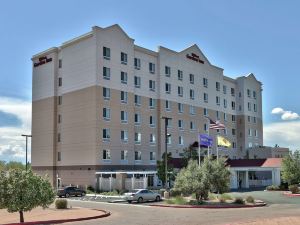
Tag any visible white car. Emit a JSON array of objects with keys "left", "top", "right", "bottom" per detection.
[{"left": 124, "top": 189, "right": 161, "bottom": 203}]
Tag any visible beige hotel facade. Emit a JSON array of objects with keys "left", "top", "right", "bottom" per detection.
[{"left": 31, "top": 24, "right": 263, "bottom": 190}]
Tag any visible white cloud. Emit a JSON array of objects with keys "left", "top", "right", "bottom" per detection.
[{"left": 271, "top": 107, "right": 300, "bottom": 121}]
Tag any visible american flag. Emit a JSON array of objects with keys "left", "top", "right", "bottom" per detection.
[{"left": 209, "top": 118, "right": 226, "bottom": 130}]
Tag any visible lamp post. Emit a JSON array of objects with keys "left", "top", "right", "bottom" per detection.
[
  {"left": 21, "top": 134, "right": 32, "bottom": 171},
  {"left": 161, "top": 116, "right": 171, "bottom": 189}
]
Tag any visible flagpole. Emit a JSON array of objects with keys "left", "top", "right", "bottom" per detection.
[
  {"left": 217, "top": 135, "right": 219, "bottom": 161},
  {"left": 198, "top": 129, "right": 201, "bottom": 167},
  {"left": 206, "top": 117, "right": 210, "bottom": 157}
]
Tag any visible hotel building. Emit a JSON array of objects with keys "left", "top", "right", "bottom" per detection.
[{"left": 31, "top": 24, "right": 263, "bottom": 190}]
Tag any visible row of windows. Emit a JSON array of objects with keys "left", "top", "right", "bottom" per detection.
[{"left": 103, "top": 149, "right": 156, "bottom": 161}]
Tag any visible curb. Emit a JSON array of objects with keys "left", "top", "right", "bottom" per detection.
[
  {"left": 4, "top": 209, "right": 111, "bottom": 225},
  {"left": 149, "top": 203, "right": 267, "bottom": 209},
  {"left": 283, "top": 191, "right": 300, "bottom": 197}
]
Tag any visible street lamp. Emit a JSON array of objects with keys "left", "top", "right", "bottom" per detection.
[
  {"left": 21, "top": 134, "right": 32, "bottom": 171},
  {"left": 161, "top": 116, "right": 171, "bottom": 189}
]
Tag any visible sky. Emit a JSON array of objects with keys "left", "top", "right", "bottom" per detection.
[{"left": 0, "top": 0, "right": 300, "bottom": 162}]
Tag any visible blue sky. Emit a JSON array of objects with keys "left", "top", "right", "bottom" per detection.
[{"left": 0, "top": 0, "right": 300, "bottom": 162}]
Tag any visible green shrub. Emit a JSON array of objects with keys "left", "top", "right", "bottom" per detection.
[
  {"left": 234, "top": 197, "right": 244, "bottom": 204},
  {"left": 289, "top": 184, "right": 299, "bottom": 194},
  {"left": 55, "top": 199, "right": 68, "bottom": 209},
  {"left": 208, "top": 192, "right": 217, "bottom": 200},
  {"left": 100, "top": 190, "right": 119, "bottom": 196},
  {"left": 266, "top": 185, "right": 280, "bottom": 191},
  {"left": 220, "top": 193, "right": 232, "bottom": 200},
  {"left": 87, "top": 185, "right": 95, "bottom": 192},
  {"left": 170, "top": 188, "right": 181, "bottom": 197},
  {"left": 166, "top": 196, "right": 187, "bottom": 205},
  {"left": 245, "top": 196, "right": 255, "bottom": 203},
  {"left": 189, "top": 199, "right": 203, "bottom": 205}
]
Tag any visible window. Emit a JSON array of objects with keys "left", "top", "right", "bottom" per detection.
[
  {"left": 57, "top": 152, "right": 61, "bottom": 161},
  {"left": 121, "top": 111, "right": 128, "bottom": 123},
  {"left": 165, "top": 66, "right": 171, "bottom": 76},
  {"left": 248, "top": 129, "right": 252, "bottom": 136},
  {"left": 121, "top": 150, "right": 128, "bottom": 160},
  {"left": 166, "top": 119, "right": 172, "bottom": 128},
  {"left": 190, "top": 89, "right": 195, "bottom": 100},
  {"left": 135, "top": 133, "right": 141, "bottom": 144},
  {"left": 232, "top": 115, "right": 236, "bottom": 122},
  {"left": 57, "top": 133, "right": 61, "bottom": 142},
  {"left": 216, "top": 111, "right": 220, "bottom": 120},
  {"left": 178, "top": 103, "right": 183, "bottom": 113},
  {"left": 224, "top": 99, "right": 227, "bottom": 108},
  {"left": 135, "top": 151, "right": 142, "bottom": 160},
  {"left": 179, "top": 136, "right": 184, "bottom": 145},
  {"left": 150, "top": 152, "right": 156, "bottom": 161},
  {"left": 239, "top": 92, "right": 242, "bottom": 98},
  {"left": 178, "top": 86, "right": 183, "bottom": 97},
  {"left": 150, "top": 134, "right": 156, "bottom": 144},
  {"left": 204, "top": 93, "right": 208, "bottom": 103},
  {"left": 231, "top": 101, "right": 236, "bottom": 110},
  {"left": 190, "top": 121, "right": 195, "bottom": 130},
  {"left": 253, "top": 91, "right": 257, "bottom": 99},
  {"left": 232, "top": 129, "right": 236, "bottom": 136},
  {"left": 121, "top": 71, "right": 127, "bottom": 84},
  {"left": 248, "top": 102, "right": 251, "bottom": 111},
  {"left": 134, "top": 113, "right": 141, "bottom": 125},
  {"left": 103, "top": 67, "right": 110, "bottom": 80},
  {"left": 223, "top": 85, "right": 227, "bottom": 94},
  {"left": 121, "top": 130, "right": 128, "bottom": 142},
  {"left": 204, "top": 108, "right": 208, "bottom": 116},
  {"left": 150, "top": 115, "right": 156, "bottom": 127},
  {"left": 103, "top": 87, "right": 110, "bottom": 100},
  {"left": 165, "top": 83, "right": 171, "bottom": 94},
  {"left": 103, "top": 47, "right": 110, "bottom": 59},
  {"left": 224, "top": 112, "right": 227, "bottom": 121},
  {"left": 149, "top": 62, "right": 155, "bottom": 73},
  {"left": 216, "top": 96, "right": 220, "bottom": 105},
  {"left": 232, "top": 142, "right": 236, "bottom": 148},
  {"left": 103, "top": 108, "right": 111, "bottom": 120},
  {"left": 134, "top": 95, "right": 141, "bottom": 106},
  {"left": 253, "top": 117, "right": 257, "bottom": 123},
  {"left": 216, "top": 82, "right": 220, "bottom": 91},
  {"left": 58, "top": 96, "right": 62, "bottom": 105},
  {"left": 178, "top": 119, "right": 184, "bottom": 129},
  {"left": 121, "top": 91, "right": 128, "bottom": 103},
  {"left": 58, "top": 114, "right": 61, "bottom": 124},
  {"left": 248, "top": 116, "right": 251, "bottom": 122},
  {"left": 224, "top": 128, "right": 227, "bottom": 135},
  {"left": 190, "top": 105, "right": 196, "bottom": 115},
  {"left": 58, "top": 77, "right": 62, "bottom": 87},
  {"left": 165, "top": 100, "right": 171, "bottom": 111},
  {"left": 247, "top": 89, "right": 251, "bottom": 98},
  {"left": 249, "top": 142, "right": 253, "bottom": 148},
  {"left": 58, "top": 59, "right": 62, "bottom": 68},
  {"left": 167, "top": 135, "right": 172, "bottom": 144},
  {"left": 149, "top": 80, "right": 156, "bottom": 91},
  {"left": 103, "top": 129, "right": 110, "bottom": 140},
  {"left": 134, "top": 58, "right": 141, "bottom": 69},
  {"left": 231, "top": 88, "right": 235, "bottom": 96},
  {"left": 149, "top": 98, "right": 156, "bottom": 109},
  {"left": 254, "top": 104, "right": 257, "bottom": 112},
  {"left": 121, "top": 52, "right": 127, "bottom": 64},
  {"left": 204, "top": 123, "right": 208, "bottom": 131},
  {"left": 134, "top": 76, "right": 141, "bottom": 88},
  {"left": 189, "top": 74, "right": 194, "bottom": 84},
  {"left": 103, "top": 149, "right": 111, "bottom": 160},
  {"left": 239, "top": 105, "right": 242, "bottom": 111},
  {"left": 255, "top": 130, "right": 258, "bottom": 137},
  {"left": 203, "top": 78, "right": 208, "bottom": 87},
  {"left": 178, "top": 70, "right": 183, "bottom": 80}
]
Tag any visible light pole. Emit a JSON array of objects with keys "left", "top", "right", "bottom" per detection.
[
  {"left": 21, "top": 134, "right": 32, "bottom": 171},
  {"left": 162, "top": 116, "right": 171, "bottom": 189}
]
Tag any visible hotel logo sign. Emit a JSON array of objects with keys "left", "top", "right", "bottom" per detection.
[
  {"left": 34, "top": 56, "right": 52, "bottom": 67},
  {"left": 186, "top": 53, "right": 204, "bottom": 64}
]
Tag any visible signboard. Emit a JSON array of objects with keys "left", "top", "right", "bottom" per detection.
[
  {"left": 186, "top": 53, "right": 204, "bottom": 64},
  {"left": 199, "top": 134, "right": 213, "bottom": 147},
  {"left": 34, "top": 56, "right": 52, "bottom": 67}
]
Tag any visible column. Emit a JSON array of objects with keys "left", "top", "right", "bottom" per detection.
[
  {"left": 143, "top": 174, "right": 147, "bottom": 189},
  {"left": 245, "top": 170, "right": 249, "bottom": 188},
  {"left": 131, "top": 174, "right": 135, "bottom": 190}
]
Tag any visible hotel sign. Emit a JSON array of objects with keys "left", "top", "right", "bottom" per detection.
[
  {"left": 34, "top": 56, "right": 52, "bottom": 67},
  {"left": 186, "top": 53, "right": 204, "bottom": 64}
]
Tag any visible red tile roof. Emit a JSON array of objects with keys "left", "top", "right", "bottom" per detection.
[{"left": 227, "top": 158, "right": 282, "bottom": 168}]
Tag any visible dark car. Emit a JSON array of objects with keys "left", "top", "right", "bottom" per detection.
[{"left": 57, "top": 186, "right": 86, "bottom": 198}]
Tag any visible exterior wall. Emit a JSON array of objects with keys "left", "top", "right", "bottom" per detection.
[{"left": 248, "top": 146, "right": 289, "bottom": 159}]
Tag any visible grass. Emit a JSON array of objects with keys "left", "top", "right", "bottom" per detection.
[{"left": 165, "top": 196, "right": 188, "bottom": 205}]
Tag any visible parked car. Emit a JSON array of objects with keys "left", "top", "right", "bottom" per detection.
[
  {"left": 124, "top": 189, "right": 161, "bottom": 203},
  {"left": 57, "top": 186, "right": 86, "bottom": 198}
]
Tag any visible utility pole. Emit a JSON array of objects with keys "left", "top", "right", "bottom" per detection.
[
  {"left": 21, "top": 134, "right": 32, "bottom": 171},
  {"left": 161, "top": 117, "right": 171, "bottom": 189}
]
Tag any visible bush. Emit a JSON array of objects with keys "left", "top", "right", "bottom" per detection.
[
  {"left": 170, "top": 188, "right": 181, "bottom": 197},
  {"left": 55, "top": 199, "right": 68, "bottom": 209},
  {"left": 289, "top": 184, "right": 299, "bottom": 194},
  {"left": 245, "top": 196, "right": 255, "bottom": 203},
  {"left": 87, "top": 185, "right": 95, "bottom": 192},
  {"left": 234, "top": 197, "right": 244, "bottom": 204},
  {"left": 266, "top": 185, "right": 280, "bottom": 191},
  {"left": 189, "top": 199, "right": 203, "bottom": 205},
  {"left": 166, "top": 196, "right": 187, "bottom": 205},
  {"left": 119, "top": 189, "right": 129, "bottom": 195},
  {"left": 208, "top": 192, "right": 217, "bottom": 200}
]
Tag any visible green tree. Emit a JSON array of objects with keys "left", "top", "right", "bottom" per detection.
[
  {"left": 182, "top": 142, "right": 199, "bottom": 167},
  {"left": 0, "top": 161, "right": 5, "bottom": 171},
  {"left": 282, "top": 150, "right": 300, "bottom": 185},
  {"left": 157, "top": 152, "right": 175, "bottom": 186},
  {"left": 0, "top": 169, "right": 55, "bottom": 223},
  {"left": 5, "top": 161, "right": 26, "bottom": 170}
]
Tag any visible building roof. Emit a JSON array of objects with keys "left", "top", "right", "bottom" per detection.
[{"left": 227, "top": 158, "right": 282, "bottom": 168}]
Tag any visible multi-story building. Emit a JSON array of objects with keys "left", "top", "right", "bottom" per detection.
[{"left": 31, "top": 24, "right": 263, "bottom": 190}]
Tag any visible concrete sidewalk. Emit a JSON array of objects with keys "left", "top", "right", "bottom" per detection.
[{"left": 233, "top": 216, "right": 300, "bottom": 225}]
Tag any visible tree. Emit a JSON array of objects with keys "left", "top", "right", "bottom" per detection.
[
  {"left": 5, "top": 161, "right": 26, "bottom": 170},
  {"left": 282, "top": 150, "right": 300, "bottom": 185},
  {"left": 0, "top": 161, "right": 5, "bottom": 171},
  {"left": 182, "top": 142, "right": 199, "bottom": 167},
  {"left": 157, "top": 152, "right": 175, "bottom": 186},
  {"left": 0, "top": 169, "right": 55, "bottom": 223}
]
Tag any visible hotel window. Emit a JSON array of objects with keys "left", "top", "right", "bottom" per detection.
[
  {"left": 178, "top": 86, "right": 183, "bottom": 97},
  {"left": 239, "top": 105, "right": 242, "bottom": 111},
  {"left": 248, "top": 116, "right": 251, "bottom": 122},
  {"left": 231, "top": 88, "right": 235, "bottom": 96},
  {"left": 149, "top": 80, "right": 156, "bottom": 91},
  {"left": 150, "top": 116, "right": 156, "bottom": 127},
  {"left": 150, "top": 134, "right": 156, "bottom": 144},
  {"left": 134, "top": 95, "right": 141, "bottom": 106},
  {"left": 166, "top": 119, "right": 172, "bottom": 128},
  {"left": 165, "top": 66, "right": 171, "bottom": 77},
  {"left": 57, "top": 152, "right": 61, "bottom": 161},
  {"left": 150, "top": 152, "right": 156, "bottom": 161},
  {"left": 135, "top": 133, "right": 141, "bottom": 144},
  {"left": 254, "top": 104, "right": 257, "bottom": 112},
  {"left": 121, "top": 71, "right": 127, "bottom": 84},
  {"left": 217, "top": 129, "right": 220, "bottom": 133},
  {"left": 121, "top": 52, "right": 127, "bottom": 64},
  {"left": 135, "top": 151, "right": 142, "bottom": 160},
  {"left": 135, "top": 113, "right": 141, "bottom": 125},
  {"left": 178, "top": 70, "right": 183, "bottom": 81},
  {"left": 216, "top": 111, "right": 220, "bottom": 120},
  {"left": 165, "top": 83, "right": 171, "bottom": 94},
  {"left": 103, "top": 128, "right": 110, "bottom": 140},
  {"left": 103, "top": 47, "right": 110, "bottom": 59},
  {"left": 190, "top": 121, "right": 195, "bottom": 130},
  {"left": 58, "top": 59, "right": 62, "bottom": 68},
  {"left": 121, "top": 150, "right": 128, "bottom": 161},
  {"left": 58, "top": 96, "right": 62, "bottom": 105},
  {"left": 134, "top": 76, "right": 141, "bottom": 88},
  {"left": 247, "top": 89, "right": 251, "bottom": 98},
  {"left": 203, "top": 78, "right": 208, "bottom": 87},
  {"left": 204, "top": 123, "right": 208, "bottom": 131},
  {"left": 232, "top": 129, "right": 236, "bottom": 136},
  {"left": 57, "top": 133, "right": 61, "bottom": 142},
  {"left": 253, "top": 117, "right": 257, "bottom": 123},
  {"left": 253, "top": 91, "right": 257, "bottom": 99},
  {"left": 224, "top": 128, "right": 227, "bottom": 135},
  {"left": 121, "top": 91, "right": 128, "bottom": 103},
  {"left": 58, "top": 77, "right": 62, "bottom": 87},
  {"left": 204, "top": 93, "right": 208, "bottom": 103},
  {"left": 103, "top": 67, "right": 110, "bottom": 80},
  {"left": 224, "top": 99, "right": 227, "bottom": 108},
  {"left": 103, "top": 108, "right": 111, "bottom": 120},
  {"left": 149, "top": 62, "right": 155, "bottom": 73},
  {"left": 216, "top": 96, "right": 220, "bottom": 105},
  {"left": 190, "top": 105, "right": 196, "bottom": 115},
  {"left": 248, "top": 129, "right": 252, "bottom": 136},
  {"left": 103, "top": 149, "right": 111, "bottom": 160},
  {"left": 121, "top": 111, "right": 128, "bottom": 123},
  {"left": 216, "top": 82, "right": 220, "bottom": 91},
  {"left": 239, "top": 92, "right": 242, "bottom": 98},
  {"left": 190, "top": 89, "right": 195, "bottom": 100},
  {"left": 249, "top": 142, "right": 253, "bottom": 148},
  {"left": 165, "top": 100, "right": 171, "bottom": 111},
  {"left": 121, "top": 130, "right": 128, "bottom": 142},
  {"left": 204, "top": 108, "right": 208, "bottom": 116},
  {"left": 179, "top": 136, "right": 184, "bottom": 145},
  {"left": 232, "top": 142, "right": 236, "bottom": 148},
  {"left": 167, "top": 135, "right": 172, "bottom": 144},
  {"left": 231, "top": 101, "right": 236, "bottom": 110},
  {"left": 224, "top": 113, "right": 227, "bottom": 121},
  {"left": 149, "top": 98, "right": 156, "bottom": 109},
  {"left": 58, "top": 114, "right": 61, "bottom": 124},
  {"left": 134, "top": 58, "right": 141, "bottom": 70},
  {"left": 178, "top": 119, "right": 184, "bottom": 130},
  {"left": 178, "top": 103, "right": 183, "bottom": 113},
  {"left": 255, "top": 130, "right": 258, "bottom": 137},
  {"left": 232, "top": 115, "right": 236, "bottom": 122},
  {"left": 223, "top": 85, "right": 227, "bottom": 94},
  {"left": 189, "top": 74, "right": 194, "bottom": 84},
  {"left": 103, "top": 87, "right": 110, "bottom": 100},
  {"left": 248, "top": 102, "right": 251, "bottom": 111}
]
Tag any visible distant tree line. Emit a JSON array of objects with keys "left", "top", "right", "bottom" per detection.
[{"left": 0, "top": 161, "right": 29, "bottom": 171}]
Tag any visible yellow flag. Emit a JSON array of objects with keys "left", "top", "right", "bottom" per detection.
[{"left": 217, "top": 136, "right": 231, "bottom": 147}]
